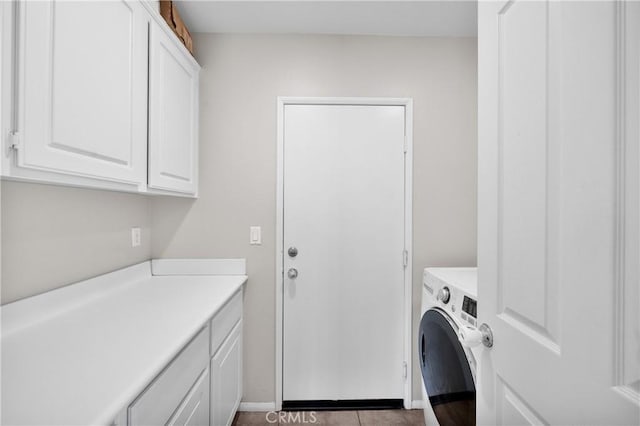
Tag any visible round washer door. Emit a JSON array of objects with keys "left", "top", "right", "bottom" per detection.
[{"left": 418, "top": 308, "right": 476, "bottom": 426}]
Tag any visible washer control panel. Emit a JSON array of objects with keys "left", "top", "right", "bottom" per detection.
[
  {"left": 462, "top": 296, "right": 477, "bottom": 319},
  {"left": 425, "top": 271, "right": 478, "bottom": 327},
  {"left": 459, "top": 294, "right": 477, "bottom": 327},
  {"left": 423, "top": 268, "right": 478, "bottom": 328}
]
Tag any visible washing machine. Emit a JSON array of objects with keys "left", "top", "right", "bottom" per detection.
[{"left": 419, "top": 267, "right": 480, "bottom": 426}]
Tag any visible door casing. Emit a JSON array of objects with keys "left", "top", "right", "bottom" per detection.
[{"left": 275, "top": 97, "right": 414, "bottom": 410}]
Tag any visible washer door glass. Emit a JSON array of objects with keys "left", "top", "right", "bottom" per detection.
[{"left": 419, "top": 309, "right": 475, "bottom": 426}]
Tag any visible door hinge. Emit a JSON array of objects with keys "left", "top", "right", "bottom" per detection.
[
  {"left": 403, "top": 361, "right": 407, "bottom": 379},
  {"left": 402, "top": 249, "right": 408, "bottom": 268},
  {"left": 7, "top": 131, "right": 20, "bottom": 151},
  {"left": 403, "top": 135, "right": 408, "bottom": 153}
]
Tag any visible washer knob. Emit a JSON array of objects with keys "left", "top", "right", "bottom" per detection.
[{"left": 437, "top": 286, "right": 451, "bottom": 304}]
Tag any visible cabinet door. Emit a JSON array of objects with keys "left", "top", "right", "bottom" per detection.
[
  {"left": 17, "top": 0, "right": 148, "bottom": 185},
  {"left": 211, "top": 321, "right": 242, "bottom": 426},
  {"left": 148, "top": 21, "right": 199, "bottom": 195},
  {"left": 167, "top": 368, "right": 210, "bottom": 426}
]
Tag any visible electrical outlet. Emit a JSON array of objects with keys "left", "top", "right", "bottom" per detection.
[{"left": 131, "top": 227, "right": 141, "bottom": 247}]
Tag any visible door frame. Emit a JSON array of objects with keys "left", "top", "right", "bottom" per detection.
[{"left": 275, "top": 97, "right": 414, "bottom": 410}]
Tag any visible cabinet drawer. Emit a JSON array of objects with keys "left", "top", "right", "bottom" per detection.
[
  {"left": 129, "top": 326, "right": 209, "bottom": 426},
  {"left": 210, "top": 291, "right": 242, "bottom": 355}
]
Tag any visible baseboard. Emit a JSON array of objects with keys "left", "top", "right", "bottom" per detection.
[
  {"left": 283, "top": 399, "right": 403, "bottom": 411},
  {"left": 239, "top": 402, "right": 277, "bottom": 412},
  {"left": 410, "top": 400, "right": 424, "bottom": 409},
  {"left": 239, "top": 400, "right": 422, "bottom": 412}
]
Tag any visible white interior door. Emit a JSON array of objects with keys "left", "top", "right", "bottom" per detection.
[
  {"left": 478, "top": 1, "right": 640, "bottom": 424},
  {"left": 282, "top": 102, "right": 407, "bottom": 402}
]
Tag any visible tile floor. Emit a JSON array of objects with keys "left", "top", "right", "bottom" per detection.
[{"left": 232, "top": 409, "right": 425, "bottom": 426}]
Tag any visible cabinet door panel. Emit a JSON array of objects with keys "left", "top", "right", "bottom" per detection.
[
  {"left": 148, "top": 22, "right": 199, "bottom": 194},
  {"left": 18, "top": 0, "right": 147, "bottom": 184},
  {"left": 167, "top": 368, "right": 210, "bottom": 426},
  {"left": 211, "top": 321, "right": 242, "bottom": 426}
]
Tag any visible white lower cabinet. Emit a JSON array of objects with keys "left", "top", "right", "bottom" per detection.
[
  {"left": 210, "top": 321, "right": 243, "bottom": 426},
  {"left": 127, "top": 291, "right": 243, "bottom": 426}
]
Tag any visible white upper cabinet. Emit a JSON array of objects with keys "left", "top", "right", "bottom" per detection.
[
  {"left": 1, "top": 1, "right": 200, "bottom": 196},
  {"left": 16, "top": 0, "right": 148, "bottom": 187},
  {"left": 148, "top": 19, "right": 199, "bottom": 195}
]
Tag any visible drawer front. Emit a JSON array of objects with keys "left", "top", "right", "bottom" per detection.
[
  {"left": 210, "top": 291, "right": 242, "bottom": 355},
  {"left": 129, "top": 326, "right": 209, "bottom": 426},
  {"left": 167, "top": 367, "right": 210, "bottom": 426}
]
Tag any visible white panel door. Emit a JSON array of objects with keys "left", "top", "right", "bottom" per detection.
[
  {"left": 283, "top": 103, "right": 406, "bottom": 401},
  {"left": 18, "top": 0, "right": 147, "bottom": 185},
  {"left": 478, "top": 1, "right": 640, "bottom": 424},
  {"left": 148, "top": 20, "right": 199, "bottom": 194}
]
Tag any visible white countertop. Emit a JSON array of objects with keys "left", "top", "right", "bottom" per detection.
[{"left": 1, "top": 260, "right": 247, "bottom": 426}]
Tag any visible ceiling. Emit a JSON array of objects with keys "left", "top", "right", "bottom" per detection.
[{"left": 175, "top": 1, "right": 478, "bottom": 37}]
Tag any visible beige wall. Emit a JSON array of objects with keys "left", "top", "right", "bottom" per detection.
[
  {"left": 152, "top": 33, "right": 478, "bottom": 403},
  {"left": 1, "top": 181, "right": 151, "bottom": 304}
]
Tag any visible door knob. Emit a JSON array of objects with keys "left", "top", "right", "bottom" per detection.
[
  {"left": 288, "top": 247, "right": 298, "bottom": 257},
  {"left": 287, "top": 268, "right": 298, "bottom": 279}
]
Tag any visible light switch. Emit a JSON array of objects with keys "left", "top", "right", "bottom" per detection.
[
  {"left": 131, "top": 227, "right": 141, "bottom": 247},
  {"left": 249, "top": 226, "right": 262, "bottom": 245}
]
